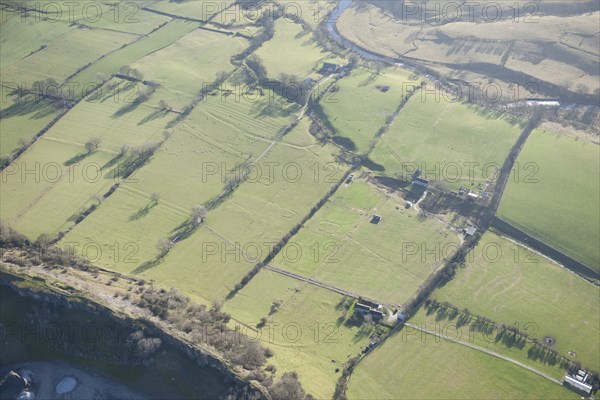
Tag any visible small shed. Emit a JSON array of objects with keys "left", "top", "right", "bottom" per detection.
[{"left": 464, "top": 226, "right": 477, "bottom": 236}]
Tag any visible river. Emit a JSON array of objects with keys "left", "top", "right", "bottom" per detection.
[{"left": 326, "top": 0, "right": 399, "bottom": 64}]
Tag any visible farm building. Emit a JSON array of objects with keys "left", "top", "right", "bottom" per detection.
[
  {"left": 413, "top": 177, "right": 429, "bottom": 188},
  {"left": 369, "top": 309, "right": 385, "bottom": 321},
  {"left": 355, "top": 303, "right": 371, "bottom": 314},
  {"left": 319, "top": 62, "right": 341, "bottom": 75},
  {"left": 463, "top": 226, "right": 477, "bottom": 236},
  {"left": 355, "top": 303, "right": 387, "bottom": 321},
  {"left": 467, "top": 192, "right": 479, "bottom": 199},
  {"left": 563, "top": 375, "right": 593, "bottom": 395}
]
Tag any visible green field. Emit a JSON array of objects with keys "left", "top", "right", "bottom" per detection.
[
  {"left": 0, "top": 80, "right": 169, "bottom": 238},
  {"left": 369, "top": 93, "right": 524, "bottom": 190},
  {"left": 498, "top": 128, "right": 600, "bottom": 270},
  {"left": 273, "top": 178, "right": 461, "bottom": 305},
  {"left": 2, "top": 25, "right": 137, "bottom": 86},
  {"left": 67, "top": 20, "right": 200, "bottom": 94},
  {"left": 60, "top": 90, "right": 297, "bottom": 272},
  {"left": 0, "top": 14, "right": 75, "bottom": 69},
  {"left": 0, "top": 94, "right": 62, "bottom": 157},
  {"left": 142, "top": 227, "right": 256, "bottom": 305},
  {"left": 205, "top": 118, "right": 345, "bottom": 257},
  {"left": 224, "top": 269, "right": 373, "bottom": 399},
  {"left": 431, "top": 232, "right": 600, "bottom": 370},
  {"left": 347, "top": 325, "right": 578, "bottom": 399},
  {"left": 409, "top": 306, "right": 575, "bottom": 380},
  {"left": 320, "top": 67, "right": 417, "bottom": 154},
  {"left": 131, "top": 28, "right": 248, "bottom": 109},
  {"left": 255, "top": 18, "right": 341, "bottom": 79}
]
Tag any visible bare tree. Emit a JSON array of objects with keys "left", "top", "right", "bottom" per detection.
[
  {"left": 234, "top": 341, "right": 266, "bottom": 369},
  {"left": 157, "top": 239, "right": 173, "bottom": 256},
  {"left": 191, "top": 205, "right": 207, "bottom": 225},
  {"left": 269, "top": 372, "right": 306, "bottom": 400},
  {"left": 158, "top": 100, "right": 172, "bottom": 111},
  {"left": 85, "top": 137, "right": 101, "bottom": 154}
]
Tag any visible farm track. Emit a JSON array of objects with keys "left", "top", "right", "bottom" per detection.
[{"left": 404, "top": 323, "right": 564, "bottom": 386}]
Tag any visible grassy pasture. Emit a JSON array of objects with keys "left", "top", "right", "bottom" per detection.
[
  {"left": 498, "top": 129, "right": 600, "bottom": 270},
  {"left": 0, "top": 15, "right": 75, "bottom": 69},
  {"left": 131, "top": 28, "right": 248, "bottom": 110},
  {"left": 273, "top": 178, "right": 460, "bottom": 305},
  {"left": 1, "top": 138, "right": 94, "bottom": 232},
  {"left": 57, "top": 90, "right": 299, "bottom": 287},
  {"left": 0, "top": 139, "right": 114, "bottom": 239},
  {"left": 0, "top": 80, "right": 169, "bottom": 237},
  {"left": 2, "top": 26, "right": 137, "bottom": 86},
  {"left": 369, "top": 93, "right": 523, "bottom": 189},
  {"left": 46, "top": 80, "right": 170, "bottom": 151},
  {"left": 0, "top": 94, "right": 62, "bottom": 157},
  {"left": 223, "top": 269, "right": 300, "bottom": 325},
  {"left": 225, "top": 269, "right": 373, "bottom": 399},
  {"left": 320, "top": 67, "right": 417, "bottom": 154},
  {"left": 118, "top": 89, "right": 298, "bottom": 211},
  {"left": 68, "top": 20, "right": 199, "bottom": 94},
  {"left": 59, "top": 186, "right": 186, "bottom": 269},
  {"left": 143, "top": 227, "right": 256, "bottom": 305},
  {"left": 430, "top": 232, "right": 600, "bottom": 371},
  {"left": 56, "top": 88, "right": 300, "bottom": 272},
  {"left": 255, "top": 18, "right": 340, "bottom": 79},
  {"left": 409, "top": 307, "right": 574, "bottom": 380},
  {"left": 61, "top": 193, "right": 254, "bottom": 306},
  {"left": 205, "top": 119, "right": 345, "bottom": 258},
  {"left": 347, "top": 324, "right": 578, "bottom": 399}
]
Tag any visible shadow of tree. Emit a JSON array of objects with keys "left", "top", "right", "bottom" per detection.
[
  {"left": 138, "top": 108, "right": 170, "bottom": 125},
  {"left": 133, "top": 251, "right": 168, "bottom": 274},
  {"left": 1, "top": 95, "right": 60, "bottom": 120},
  {"left": 64, "top": 151, "right": 92, "bottom": 166},
  {"left": 129, "top": 201, "right": 157, "bottom": 221},
  {"left": 331, "top": 136, "right": 357, "bottom": 152}
]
